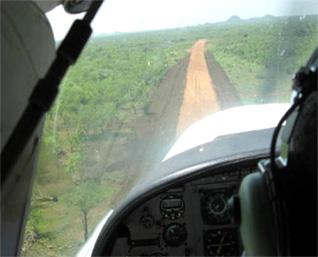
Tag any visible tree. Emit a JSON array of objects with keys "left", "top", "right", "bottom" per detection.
[{"left": 67, "top": 180, "right": 105, "bottom": 241}]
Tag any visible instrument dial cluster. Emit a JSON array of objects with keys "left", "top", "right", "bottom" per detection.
[{"left": 112, "top": 166, "right": 256, "bottom": 256}]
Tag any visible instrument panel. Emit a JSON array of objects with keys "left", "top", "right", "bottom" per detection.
[{"left": 111, "top": 166, "right": 255, "bottom": 256}]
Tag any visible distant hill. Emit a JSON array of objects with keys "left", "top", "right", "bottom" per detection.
[
  {"left": 226, "top": 15, "right": 243, "bottom": 24},
  {"left": 225, "top": 14, "right": 279, "bottom": 25},
  {"left": 263, "top": 14, "right": 277, "bottom": 20},
  {"left": 246, "top": 14, "right": 278, "bottom": 23}
]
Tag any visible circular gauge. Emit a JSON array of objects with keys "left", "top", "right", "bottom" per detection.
[
  {"left": 204, "top": 229, "right": 238, "bottom": 256},
  {"left": 160, "top": 195, "right": 185, "bottom": 220},
  {"left": 140, "top": 215, "right": 154, "bottom": 229},
  {"left": 201, "top": 192, "right": 229, "bottom": 225},
  {"left": 209, "top": 195, "right": 227, "bottom": 215},
  {"left": 163, "top": 223, "right": 187, "bottom": 247}
]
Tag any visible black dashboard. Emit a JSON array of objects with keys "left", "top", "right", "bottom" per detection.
[
  {"left": 91, "top": 128, "right": 286, "bottom": 256},
  {"left": 110, "top": 166, "right": 256, "bottom": 256}
]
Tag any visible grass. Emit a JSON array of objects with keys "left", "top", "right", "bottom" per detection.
[
  {"left": 207, "top": 40, "right": 293, "bottom": 105},
  {"left": 25, "top": 132, "right": 125, "bottom": 256},
  {"left": 27, "top": 174, "right": 120, "bottom": 256}
]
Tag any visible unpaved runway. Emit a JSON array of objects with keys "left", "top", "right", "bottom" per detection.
[{"left": 177, "top": 39, "right": 221, "bottom": 136}]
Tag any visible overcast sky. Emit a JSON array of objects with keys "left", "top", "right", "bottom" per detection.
[{"left": 47, "top": 0, "right": 318, "bottom": 40}]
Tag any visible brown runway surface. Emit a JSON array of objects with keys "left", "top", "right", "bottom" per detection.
[{"left": 177, "top": 39, "right": 220, "bottom": 136}]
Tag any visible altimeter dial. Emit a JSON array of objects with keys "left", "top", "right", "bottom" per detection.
[{"left": 201, "top": 192, "right": 230, "bottom": 225}]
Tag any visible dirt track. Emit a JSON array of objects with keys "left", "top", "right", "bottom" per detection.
[
  {"left": 127, "top": 56, "right": 189, "bottom": 176},
  {"left": 108, "top": 56, "right": 189, "bottom": 200},
  {"left": 177, "top": 39, "right": 220, "bottom": 136},
  {"left": 205, "top": 51, "right": 242, "bottom": 109}
]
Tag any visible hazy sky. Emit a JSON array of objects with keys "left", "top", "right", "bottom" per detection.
[{"left": 47, "top": 0, "right": 318, "bottom": 40}]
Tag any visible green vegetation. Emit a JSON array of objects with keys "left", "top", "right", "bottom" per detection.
[
  {"left": 23, "top": 15, "right": 317, "bottom": 256},
  {"left": 205, "top": 15, "right": 318, "bottom": 104},
  {"left": 66, "top": 181, "right": 105, "bottom": 241},
  {"left": 23, "top": 31, "right": 194, "bottom": 256}
]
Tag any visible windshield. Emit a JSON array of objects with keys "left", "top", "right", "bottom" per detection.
[{"left": 22, "top": 0, "right": 317, "bottom": 256}]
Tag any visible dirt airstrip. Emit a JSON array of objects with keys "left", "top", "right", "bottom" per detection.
[{"left": 177, "top": 39, "right": 220, "bottom": 136}]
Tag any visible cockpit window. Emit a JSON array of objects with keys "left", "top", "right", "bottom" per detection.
[{"left": 22, "top": 0, "right": 317, "bottom": 256}]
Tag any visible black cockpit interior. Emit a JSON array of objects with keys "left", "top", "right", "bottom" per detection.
[{"left": 110, "top": 164, "right": 255, "bottom": 256}]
